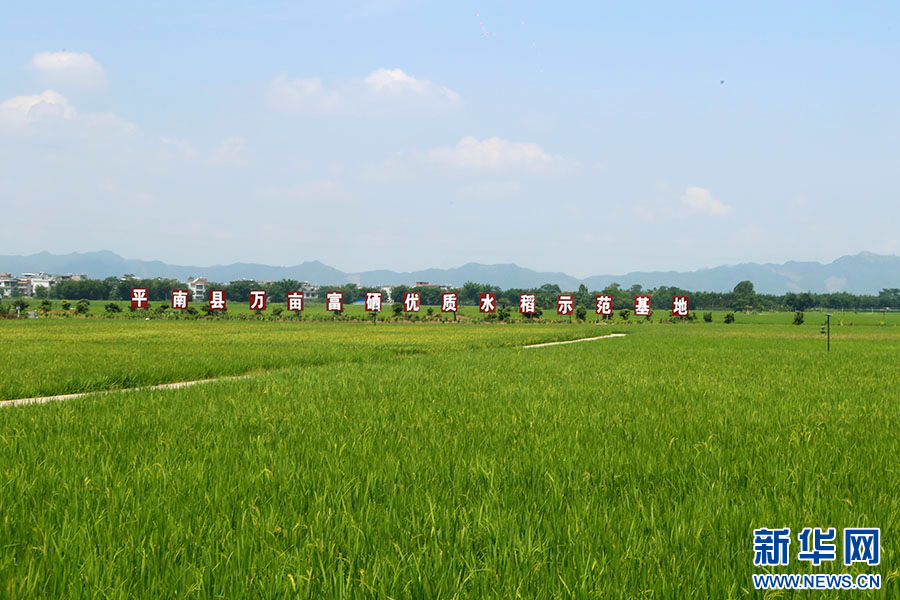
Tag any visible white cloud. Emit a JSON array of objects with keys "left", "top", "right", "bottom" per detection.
[
  {"left": 364, "top": 136, "right": 573, "bottom": 182},
  {"left": 428, "top": 137, "right": 558, "bottom": 171},
  {"left": 210, "top": 136, "right": 248, "bottom": 167},
  {"left": 29, "top": 51, "right": 105, "bottom": 87},
  {"left": 0, "top": 89, "right": 134, "bottom": 136},
  {"left": 267, "top": 68, "right": 460, "bottom": 114},
  {"left": 267, "top": 75, "right": 342, "bottom": 113},
  {"left": 0, "top": 90, "right": 74, "bottom": 126},
  {"left": 363, "top": 68, "right": 460, "bottom": 102},
  {"left": 680, "top": 186, "right": 732, "bottom": 217}
]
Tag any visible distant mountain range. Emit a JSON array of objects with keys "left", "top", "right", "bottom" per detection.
[{"left": 1, "top": 250, "right": 898, "bottom": 295}]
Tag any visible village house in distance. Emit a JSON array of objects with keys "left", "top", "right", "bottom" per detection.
[{"left": 0, "top": 273, "right": 87, "bottom": 297}]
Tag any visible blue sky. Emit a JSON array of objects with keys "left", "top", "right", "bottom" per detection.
[{"left": 1, "top": 1, "right": 898, "bottom": 277}]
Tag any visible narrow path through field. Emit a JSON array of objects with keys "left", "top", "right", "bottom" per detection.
[
  {"left": 2, "top": 333, "right": 627, "bottom": 408},
  {"left": 0, "top": 374, "right": 253, "bottom": 408},
  {"left": 522, "top": 333, "right": 626, "bottom": 348}
]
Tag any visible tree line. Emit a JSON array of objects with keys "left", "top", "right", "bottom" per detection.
[{"left": 25, "top": 277, "right": 900, "bottom": 311}]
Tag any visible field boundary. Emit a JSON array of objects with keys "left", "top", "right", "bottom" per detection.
[
  {"left": 522, "top": 333, "right": 626, "bottom": 348},
  {"left": 3, "top": 334, "right": 627, "bottom": 408},
  {"left": 0, "top": 374, "right": 254, "bottom": 409}
]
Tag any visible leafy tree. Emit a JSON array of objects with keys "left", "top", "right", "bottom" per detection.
[
  {"left": 537, "top": 283, "right": 562, "bottom": 309},
  {"left": 576, "top": 283, "right": 591, "bottom": 308},
  {"left": 51, "top": 279, "right": 110, "bottom": 300},
  {"left": 266, "top": 279, "right": 300, "bottom": 303},
  {"left": 575, "top": 306, "right": 587, "bottom": 321},
  {"left": 793, "top": 311, "right": 805, "bottom": 325},
  {"left": 784, "top": 292, "right": 814, "bottom": 312},
  {"left": 225, "top": 280, "right": 257, "bottom": 303},
  {"left": 731, "top": 280, "right": 756, "bottom": 311},
  {"left": 392, "top": 302, "right": 403, "bottom": 317},
  {"left": 878, "top": 288, "right": 900, "bottom": 307},
  {"left": 33, "top": 286, "right": 49, "bottom": 299},
  {"left": 13, "top": 298, "right": 30, "bottom": 314}
]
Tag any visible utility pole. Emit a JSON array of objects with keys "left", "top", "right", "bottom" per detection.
[{"left": 825, "top": 313, "right": 832, "bottom": 352}]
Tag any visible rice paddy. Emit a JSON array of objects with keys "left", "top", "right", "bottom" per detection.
[{"left": 1, "top": 317, "right": 897, "bottom": 598}]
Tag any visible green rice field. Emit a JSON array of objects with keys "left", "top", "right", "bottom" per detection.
[{"left": 1, "top": 317, "right": 898, "bottom": 597}]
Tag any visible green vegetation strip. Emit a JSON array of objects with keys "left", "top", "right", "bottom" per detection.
[
  {"left": 0, "top": 320, "right": 626, "bottom": 401},
  {"left": 1, "top": 322, "right": 898, "bottom": 597}
]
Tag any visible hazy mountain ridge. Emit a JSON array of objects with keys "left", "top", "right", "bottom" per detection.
[{"left": 1, "top": 251, "right": 898, "bottom": 295}]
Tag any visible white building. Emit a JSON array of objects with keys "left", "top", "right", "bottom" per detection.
[
  {"left": 187, "top": 277, "right": 209, "bottom": 301},
  {"left": 300, "top": 281, "right": 319, "bottom": 300},
  {"left": 0, "top": 274, "right": 16, "bottom": 297}
]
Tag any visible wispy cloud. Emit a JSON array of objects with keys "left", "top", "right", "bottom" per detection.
[
  {"left": 267, "top": 68, "right": 460, "bottom": 114},
  {"left": 210, "top": 136, "right": 249, "bottom": 167},
  {"left": 680, "top": 186, "right": 732, "bottom": 217},
  {"left": 29, "top": 51, "right": 106, "bottom": 87},
  {"left": 364, "top": 136, "right": 575, "bottom": 182},
  {"left": 0, "top": 89, "right": 134, "bottom": 136}
]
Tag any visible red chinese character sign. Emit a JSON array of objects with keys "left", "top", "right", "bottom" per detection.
[
  {"left": 595, "top": 294, "right": 613, "bottom": 316},
  {"left": 672, "top": 295, "right": 690, "bottom": 317},
  {"left": 403, "top": 292, "right": 421, "bottom": 313},
  {"left": 479, "top": 293, "right": 496, "bottom": 313},
  {"left": 130, "top": 288, "right": 148, "bottom": 309},
  {"left": 171, "top": 289, "right": 189, "bottom": 310},
  {"left": 249, "top": 290, "right": 267, "bottom": 311},
  {"left": 519, "top": 293, "right": 536, "bottom": 314},
  {"left": 634, "top": 295, "right": 651, "bottom": 317},
  {"left": 286, "top": 291, "right": 304, "bottom": 312},
  {"left": 326, "top": 291, "right": 343, "bottom": 313},
  {"left": 557, "top": 295, "right": 574, "bottom": 316},
  {"left": 365, "top": 292, "right": 382, "bottom": 312},
  {"left": 209, "top": 290, "right": 227, "bottom": 311},
  {"left": 441, "top": 293, "right": 458, "bottom": 313}
]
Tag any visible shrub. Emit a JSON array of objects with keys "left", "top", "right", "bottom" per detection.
[
  {"left": 575, "top": 306, "right": 587, "bottom": 322},
  {"left": 75, "top": 299, "right": 90, "bottom": 314},
  {"left": 105, "top": 303, "right": 122, "bottom": 314},
  {"left": 724, "top": 312, "right": 735, "bottom": 324},
  {"left": 272, "top": 307, "right": 283, "bottom": 317},
  {"left": 793, "top": 311, "right": 804, "bottom": 325},
  {"left": 619, "top": 309, "right": 630, "bottom": 321},
  {"left": 703, "top": 312, "right": 713, "bottom": 323},
  {"left": 39, "top": 300, "right": 53, "bottom": 315},
  {"left": 61, "top": 300, "right": 71, "bottom": 311}
]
